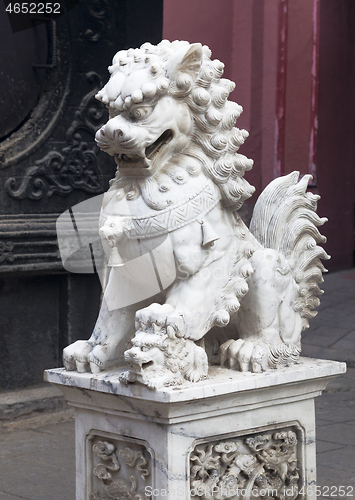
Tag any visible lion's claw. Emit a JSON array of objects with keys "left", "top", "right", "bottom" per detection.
[
  {"left": 63, "top": 339, "right": 121, "bottom": 374},
  {"left": 63, "top": 340, "right": 92, "bottom": 372},
  {"left": 219, "top": 338, "right": 270, "bottom": 373},
  {"left": 135, "top": 303, "right": 186, "bottom": 338}
]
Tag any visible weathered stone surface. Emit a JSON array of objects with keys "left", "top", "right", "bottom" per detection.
[{"left": 45, "top": 358, "right": 345, "bottom": 500}]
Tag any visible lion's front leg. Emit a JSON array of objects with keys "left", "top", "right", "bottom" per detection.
[
  {"left": 63, "top": 292, "right": 164, "bottom": 374},
  {"left": 133, "top": 209, "right": 246, "bottom": 342},
  {"left": 63, "top": 298, "right": 137, "bottom": 373},
  {"left": 134, "top": 243, "right": 241, "bottom": 343}
]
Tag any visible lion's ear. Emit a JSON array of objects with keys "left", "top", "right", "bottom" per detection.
[{"left": 167, "top": 43, "right": 202, "bottom": 81}]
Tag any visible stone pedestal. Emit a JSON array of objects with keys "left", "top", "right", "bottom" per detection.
[{"left": 45, "top": 358, "right": 345, "bottom": 500}]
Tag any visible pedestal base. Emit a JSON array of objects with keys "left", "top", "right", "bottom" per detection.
[{"left": 45, "top": 358, "right": 345, "bottom": 500}]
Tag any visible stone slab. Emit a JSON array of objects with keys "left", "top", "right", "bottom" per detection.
[{"left": 45, "top": 357, "right": 345, "bottom": 405}]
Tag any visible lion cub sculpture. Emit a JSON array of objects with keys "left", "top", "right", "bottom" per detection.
[{"left": 63, "top": 40, "right": 329, "bottom": 389}]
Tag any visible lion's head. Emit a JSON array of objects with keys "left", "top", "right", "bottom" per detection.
[{"left": 95, "top": 40, "right": 255, "bottom": 212}]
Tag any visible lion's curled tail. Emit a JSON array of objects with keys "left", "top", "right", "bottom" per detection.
[{"left": 249, "top": 171, "right": 330, "bottom": 331}]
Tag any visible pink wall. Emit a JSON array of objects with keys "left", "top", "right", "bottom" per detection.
[
  {"left": 163, "top": 0, "right": 355, "bottom": 269},
  {"left": 283, "top": 0, "right": 315, "bottom": 178},
  {"left": 163, "top": 0, "right": 279, "bottom": 195}
]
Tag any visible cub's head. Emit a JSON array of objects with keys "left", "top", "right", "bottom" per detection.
[
  {"left": 96, "top": 40, "right": 255, "bottom": 210},
  {"left": 123, "top": 330, "right": 196, "bottom": 389},
  {"left": 124, "top": 331, "right": 167, "bottom": 378}
]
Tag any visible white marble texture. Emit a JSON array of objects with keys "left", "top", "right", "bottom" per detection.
[
  {"left": 46, "top": 358, "right": 345, "bottom": 406},
  {"left": 45, "top": 358, "right": 345, "bottom": 500},
  {"left": 62, "top": 41, "right": 330, "bottom": 386}
]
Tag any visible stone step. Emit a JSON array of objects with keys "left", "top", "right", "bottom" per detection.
[{"left": 0, "top": 383, "right": 68, "bottom": 422}]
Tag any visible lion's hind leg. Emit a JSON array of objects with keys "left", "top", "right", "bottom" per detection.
[{"left": 220, "top": 248, "right": 302, "bottom": 372}]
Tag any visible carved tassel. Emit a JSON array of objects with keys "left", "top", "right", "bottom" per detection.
[
  {"left": 200, "top": 219, "right": 220, "bottom": 247},
  {"left": 107, "top": 246, "right": 124, "bottom": 267}
]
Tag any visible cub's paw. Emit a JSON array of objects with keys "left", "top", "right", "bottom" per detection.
[
  {"left": 135, "top": 303, "right": 186, "bottom": 338},
  {"left": 219, "top": 338, "right": 270, "bottom": 373},
  {"left": 119, "top": 370, "right": 137, "bottom": 385}
]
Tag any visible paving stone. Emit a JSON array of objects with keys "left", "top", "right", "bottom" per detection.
[
  {"left": 316, "top": 423, "right": 355, "bottom": 446},
  {"left": 316, "top": 445, "right": 355, "bottom": 479},
  {"left": 0, "top": 492, "right": 29, "bottom": 500},
  {"left": 316, "top": 439, "right": 346, "bottom": 454},
  {"left": 302, "top": 325, "right": 351, "bottom": 347},
  {"left": 316, "top": 462, "right": 355, "bottom": 490},
  {"left": 316, "top": 418, "right": 334, "bottom": 427},
  {"left": 301, "top": 344, "right": 346, "bottom": 362},
  {"left": 0, "top": 422, "right": 75, "bottom": 500},
  {"left": 332, "top": 330, "right": 355, "bottom": 355},
  {"left": 0, "top": 385, "right": 66, "bottom": 423},
  {"left": 0, "top": 456, "right": 75, "bottom": 500},
  {"left": 315, "top": 392, "right": 355, "bottom": 424},
  {"left": 302, "top": 330, "right": 350, "bottom": 349}
]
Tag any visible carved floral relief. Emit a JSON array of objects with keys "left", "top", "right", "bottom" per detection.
[
  {"left": 91, "top": 436, "right": 151, "bottom": 500},
  {"left": 190, "top": 428, "right": 299, "bottom": 500}
]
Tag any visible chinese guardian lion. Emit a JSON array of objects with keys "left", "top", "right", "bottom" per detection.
[{"left": 63, "top": 40, "right": 329, "bottom": 388}]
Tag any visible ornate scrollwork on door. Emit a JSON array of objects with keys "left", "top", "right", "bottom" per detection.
[{"left": 5, "top": 72, "right": 106, "bottom": 200}]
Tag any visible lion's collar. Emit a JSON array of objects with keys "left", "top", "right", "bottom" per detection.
[{"left": 101, "top": 180, "right": 221, "bottom": 239}]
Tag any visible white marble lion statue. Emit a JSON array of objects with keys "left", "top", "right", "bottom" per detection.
[{"left": 63, "top": 40, "right": 328, "bottom": 386}]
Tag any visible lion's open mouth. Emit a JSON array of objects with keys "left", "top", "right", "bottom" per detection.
[
  {"left": 141, "top": 360, "right": 154, "bottom": 370},
  {"left": 145, "top": 129, "right": 173, "bottom": 160},
  {"left": 128, "top": 359, "right": 154, "bottom": 373},
  {"left": 115, "top": 129, "right": 173, "bottom": 171}
]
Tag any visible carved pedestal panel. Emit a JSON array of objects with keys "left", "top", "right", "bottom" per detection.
[
  {"left": 90, "top": 434, "right": 152, "bottom": 500},
  {"left": 45, "top": 358, "right": 345, "bottom": 500},
  {"left": 190, "top": 427, "right": 300, "bottom": 500}
]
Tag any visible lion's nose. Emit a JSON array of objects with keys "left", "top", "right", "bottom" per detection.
[{"left": 100, "top": 118, "right": 127, "bottom": 141}]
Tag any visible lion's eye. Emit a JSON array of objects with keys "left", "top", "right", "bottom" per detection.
[
  {"left": 108, "top": 107, "right": 120, "bottom": 119},
  {"left": 131, "top": 107, "right": 152, "bottom": 121},
  {"left": 141, "top": 346, "right": 149, "bottom": 352}
]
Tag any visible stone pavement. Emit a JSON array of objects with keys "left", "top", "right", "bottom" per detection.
[
  {"left": 301, "top": 268, "right": 355, "bottom": 492},
  {"left": 0, "top": 268, "right": 354, "bottom": 499}
]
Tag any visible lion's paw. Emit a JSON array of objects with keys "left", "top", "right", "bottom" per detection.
[
  {"left": 63, "top": 340, "right": 92, "bottom": 373},
  {"left": 63, "top": 341, "right": 120, "bottom": 374},
  {"left": 219, "top": 338, "right": 271, "bottom": 373},
  {"left": 135, "top": 303, "right": 186, "bottom": 338}
]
